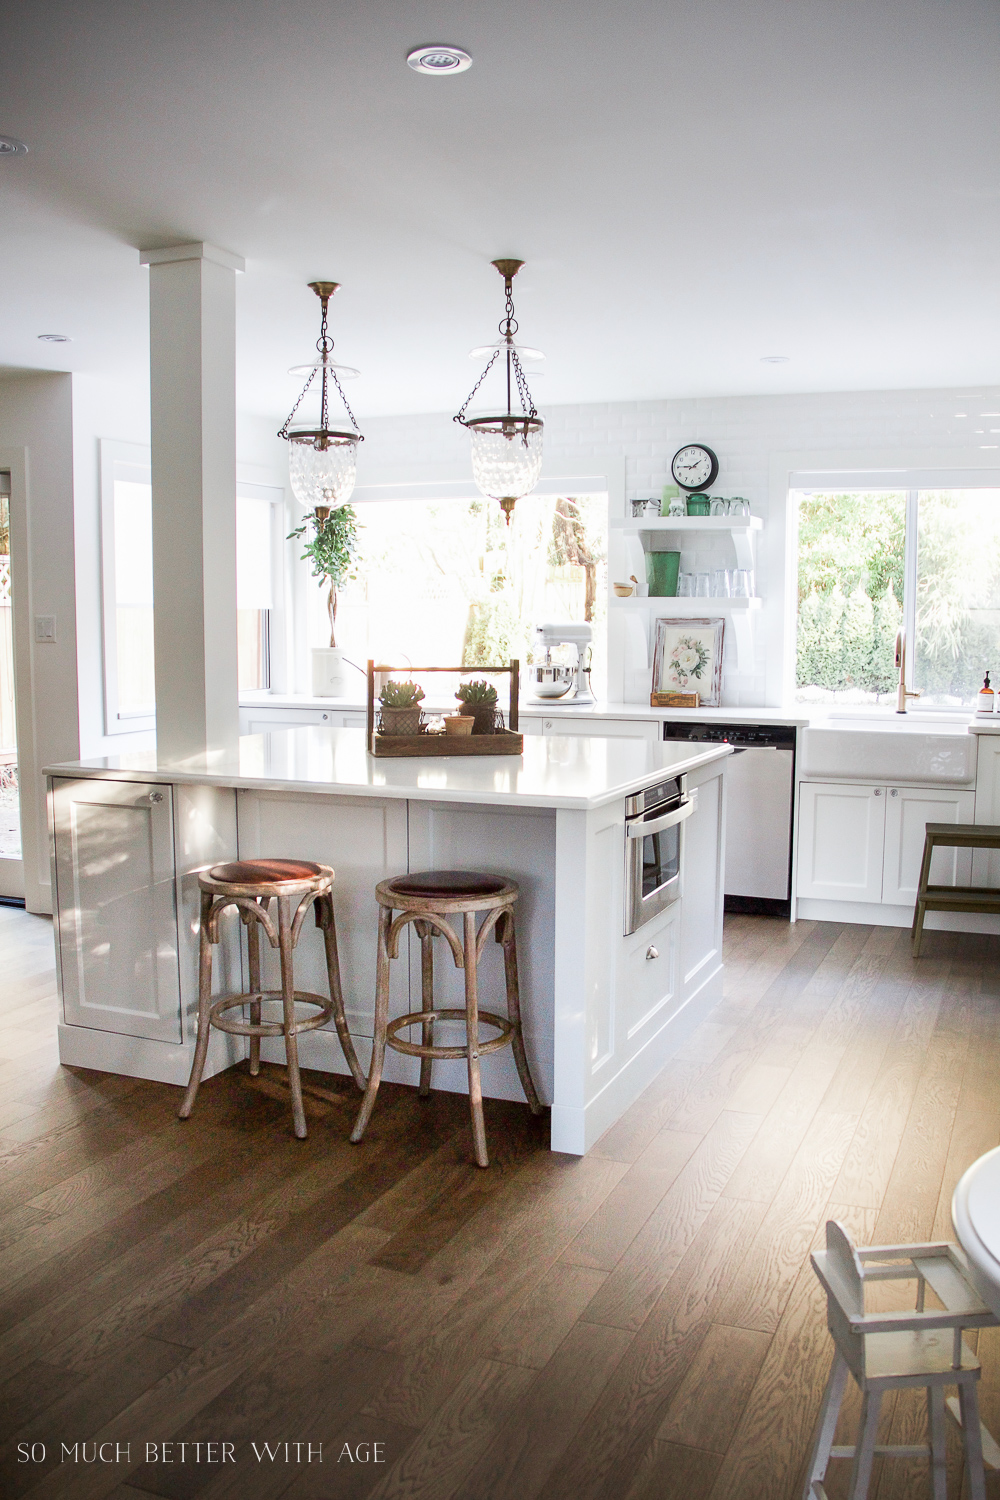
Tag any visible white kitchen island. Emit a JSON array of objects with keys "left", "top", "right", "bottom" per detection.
[{"left": 46, "top": 728, "right": 730, "bottom": 1154}]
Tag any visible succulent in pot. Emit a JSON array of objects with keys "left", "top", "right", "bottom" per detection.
[
  {"left": 455, "top": 678, "right": 499, "bottom": 735},
  {"left": 378, "top": 680, "right": 425, "bottom": 736}
]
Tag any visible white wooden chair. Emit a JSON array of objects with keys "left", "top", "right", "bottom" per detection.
[{"left": 803, "top": 1220, "right": 1000, "bottom": 1499}]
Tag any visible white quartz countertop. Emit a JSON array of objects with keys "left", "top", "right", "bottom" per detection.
[
  {"left": 239, "top": 691, "right": 809, "bottom": 727},
  {"left": 46, "top": 727, "right": 732, "bottom": 811}
]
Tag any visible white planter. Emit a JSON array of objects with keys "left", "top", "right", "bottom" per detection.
[{"left": 311, "top": 647, "right": 347, "bottom": 697}]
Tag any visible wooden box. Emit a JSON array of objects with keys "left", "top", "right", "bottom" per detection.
[{"left": 367, "top": 659, "right": 524, "bottom": 758}]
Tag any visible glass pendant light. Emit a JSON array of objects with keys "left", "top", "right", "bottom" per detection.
[
  {"left": 279, "top": 281, "right": 363, "bottom": 512},
  {"left": 454, "top": 259, "right": 543, "bottom": 524}
]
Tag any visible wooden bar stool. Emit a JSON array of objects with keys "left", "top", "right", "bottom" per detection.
[
  {"left": 804, "top": 1220, "right": 999, "bottom": 1499},
  {"left": 179, "top": 859, "right": 365, "bottom": 1139},
  {"left": 350, "top": 870, "right": 544, "bottom": 1167},
  {"left": 912, "top": 823, "right": 1000, "bottom": 954}
]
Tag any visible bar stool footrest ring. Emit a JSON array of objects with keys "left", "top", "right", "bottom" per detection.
[
  {"left": 385, "top": 1007, "right": 513, "bottom": 1060},
  {"left": 208, "top": 990, "right": 335, "bottom": 1039}
]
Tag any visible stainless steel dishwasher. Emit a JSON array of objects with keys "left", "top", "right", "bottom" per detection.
[{"left": 662, "top": 722, "right": 796, "bottom": 917}]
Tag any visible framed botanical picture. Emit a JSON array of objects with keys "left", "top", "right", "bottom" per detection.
[{"left": 651, "top": 617, "right": 725, "bottom": 707}]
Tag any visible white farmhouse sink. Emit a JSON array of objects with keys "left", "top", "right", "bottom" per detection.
[{"left": 801, "top": 720, "right": 977, "bottom": 784}]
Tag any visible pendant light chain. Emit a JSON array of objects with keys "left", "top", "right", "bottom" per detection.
[
  {"left": 455, "top": 348, "right": 501, "bottom": 426},
  {"left": 454, "top": 269, "right": 538, "bottom": 428},
  {"left": 278, "top": 284, "right": 362, "bottom": 444}
]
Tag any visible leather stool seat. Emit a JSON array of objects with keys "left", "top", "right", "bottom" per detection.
[
  {"left": 178, "top": 858, "right": 364, "bottom": 1138},
  {"left": 387, "top": 870, "right": 508, "bottom": 899},
  {"left": 207, "top": 859, "right": 326, "bottom": 887},
  {"left": 351, "top": 869, "right": 543, "bottom": 1167}
]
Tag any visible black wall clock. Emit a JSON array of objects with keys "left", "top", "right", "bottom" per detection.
[{"left": 670, "top": 443, "right": 719, "bottom": 493}]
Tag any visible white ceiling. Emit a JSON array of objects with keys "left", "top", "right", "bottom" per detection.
[{"left": 1, "top": 0, "right": 998, "bottom": 421}]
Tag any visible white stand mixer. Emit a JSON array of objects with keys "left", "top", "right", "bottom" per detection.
[{"left": 528, "top": 622, "right": 596, "bottom": 704}]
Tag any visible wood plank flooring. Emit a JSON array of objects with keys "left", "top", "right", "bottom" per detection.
[{"left": 1, "top": 906, "right": 999, "bottom": 1498}]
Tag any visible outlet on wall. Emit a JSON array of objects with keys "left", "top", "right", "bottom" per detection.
[{"left": 34, "top": 615, "right": 56, "bottom": 643}]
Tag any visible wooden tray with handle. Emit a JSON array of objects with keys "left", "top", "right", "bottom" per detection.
[{"left": 367, "top": 660, "right": 524, "bottom": 757}]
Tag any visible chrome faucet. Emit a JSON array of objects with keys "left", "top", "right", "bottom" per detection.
[{"left": 895, "top": 629, "right": 920, "bottom": 713}]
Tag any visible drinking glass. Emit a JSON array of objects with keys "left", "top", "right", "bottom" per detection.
[
  {"left": 728, "top": 497, "right": 751, "bottom": 518},
  {"left": 694, "top": 573, "right": 711, "bottom": 597},
  {"left": 732, "top": 568, "right": 754, "bottom": 597},
  {"left": 677, "top": 572, "right": 694, "bottom": 597},
  {"left": 711, "top": 568, "right": 731, "bottom": 597},
  {"left": 710, "top": 497, "right": 728, "bottom": 516}
]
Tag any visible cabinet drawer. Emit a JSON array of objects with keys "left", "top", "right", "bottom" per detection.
[
  {"left": 240, "top": 708, "right": 360, "bottom": 734},
  {"left": 540, "top": 717, "right": 658, "bottom": 743},
  {"left": 621, "top": 906, "right": 680, "bottom": 1041}
]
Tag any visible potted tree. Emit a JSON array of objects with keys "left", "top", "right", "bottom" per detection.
[
  {"left": 455, "top": 678, "right": 499, "bottom": 734},
  {"left": 378, "top": 680, "right": 426, "bottom": 736},
  {"left": 288, "top": 503, "right": 360, "bottom": 696}
]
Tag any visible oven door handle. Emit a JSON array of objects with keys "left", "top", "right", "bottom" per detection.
[{"left": 626, "top": 797, "right": 695, "bottom": 839}]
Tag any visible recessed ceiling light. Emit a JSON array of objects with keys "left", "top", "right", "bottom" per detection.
[
  {"left": 406, "top": 45, "right": 472, "bottom": 75},
  {"left": 37, "top": 333, "right": 71, "bottom": 343},
  {"left": 0, "top": 135, "right": 27, "bottom": 156},
  {"left": 981, "top": 445, "right": 998, "bottom": 449},
  {"left": 954, "top": 413, "right": 968, "bottom": 417},
  {"left": 982, "top": 412, "right": 1000, "bottom": 417},
  {"left": 760, "top": 355, "right": 789, "bottom": 364}
]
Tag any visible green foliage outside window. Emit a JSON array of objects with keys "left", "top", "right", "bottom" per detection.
[
  {"left": 797, "top": 488, "right": 1000, "bottom": 705},
  {"left": 796, "top": 491, "right": 905, "bottom": 701}
]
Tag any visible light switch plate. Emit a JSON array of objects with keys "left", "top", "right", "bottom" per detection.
[{"left": 34, "top": 615, "right": 56, "bottom": 643}]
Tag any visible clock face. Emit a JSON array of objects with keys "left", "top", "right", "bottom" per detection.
[{"left": 671, "top": 444, "right": 719, "bottom": 492}]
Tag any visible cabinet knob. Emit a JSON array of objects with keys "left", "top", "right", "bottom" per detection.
[
  {"left": 890, "top": 788, "right": 898, "bottom": 797},
  {"left": 873, "top": 788, "right": 883, "bottom": 797},
  {"left": 646, "top": 945, "right": 659, "bottom": 961},
  {"left": 322, "top": 713, "right": 329, "bottom": 720},
  {"left": 149, "top": 792, "right": 163, "bottom": 804},
  {"left": 545, "top": 720, "right": 552, "bottom": 729}
]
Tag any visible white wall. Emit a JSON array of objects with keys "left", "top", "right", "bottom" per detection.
[
  {"left": 354, "top": 384, "right": 1000, "bottom": 705},
  {"left": 0, "top": 370, "right": 81, "bottom": 911}
]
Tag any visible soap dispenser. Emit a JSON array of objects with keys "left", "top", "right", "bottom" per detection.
[{"left": 977, "top": 672, "right": 995, "bottom": 715}]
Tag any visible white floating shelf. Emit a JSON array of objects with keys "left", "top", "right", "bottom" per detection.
[
  {"left": 610, "top": 595, "right": 762, "bottom": 612},
  {"left": 613, "top": 515, "right": 761, "bottom": 572},
  {"left": 612, "top": 516, "right": 762, "bottom": 534}
]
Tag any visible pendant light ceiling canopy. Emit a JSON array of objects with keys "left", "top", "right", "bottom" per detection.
[
  {"left": 279, "top": 281, "right": 363, "bottom": 514},
  {"left": 454, "top": 259, "right": 543, "bottom": 524}
]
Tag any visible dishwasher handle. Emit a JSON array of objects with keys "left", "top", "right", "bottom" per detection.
[
  {"left": 626, "top": 797, "right": 695, "bottom": 839},
  {"left": 729, "top": 745, "right": 778, "bottom": 754}
]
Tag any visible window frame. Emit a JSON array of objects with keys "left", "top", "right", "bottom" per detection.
[
  {"left": 100, "top": 439, "right": 155, "bottom": 735},
  {"left": 236, "top": 481, "right": 286, "bottom": 694},
  {"left": 100, "top": 444, "right": 288, "bottom": 729},
  {"left": 789, "top": 464, "right": 1000, "bottom": 710}
]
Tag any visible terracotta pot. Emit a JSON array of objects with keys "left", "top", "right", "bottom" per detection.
[{"left": 444, "top": 715, "right": 475, "bottom": 737}]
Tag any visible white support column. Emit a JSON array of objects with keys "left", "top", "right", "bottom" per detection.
[{"left": 140, "top": 242, "right": 245, "bottom": 761}]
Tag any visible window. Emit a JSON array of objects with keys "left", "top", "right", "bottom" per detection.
[
  {"left": 331, "top": 492, "right": 608, "bottom": 691},
  {"left": 100, "top": 441, "right": 282, "bottom": 730},
  {"left": 236, "top": 493, "right": 274, "bottom": 690},
  {"left": 795, "top": 483, "right": 1000, "bottom": 707},
  {"left": 101, "top": 444, "right": 155, "bottom": 733}
]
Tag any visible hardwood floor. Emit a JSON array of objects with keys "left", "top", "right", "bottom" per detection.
[{"left": 1, "top": 906, "right": 999, "bottom": 1499}]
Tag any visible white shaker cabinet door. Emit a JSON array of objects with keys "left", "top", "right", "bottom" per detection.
[
  {"left": 881, "top": 785, "right": 975, "bottom": 906},
  {"left": 796, "top": 781, "right": 886, "bottom": 903},
  {"left": 52, "top": 777, "right": 182, "bottom": 1042}
]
